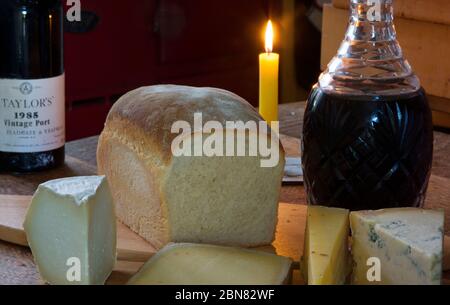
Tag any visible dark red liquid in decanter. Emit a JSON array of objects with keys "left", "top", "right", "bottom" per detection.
[
  {"left": 302, "top": 86, "right": 433, "bottom": 210},
  {"left": 301, "top": 0, "right": 434, "bottom": 210}
]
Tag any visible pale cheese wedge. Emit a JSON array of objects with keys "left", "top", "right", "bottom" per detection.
[
  {"left": 128, "top": 243, "right": 292, "bottom": 285},
  {"left": 23, "top": 176, "right": 117, "bottom": 285}
]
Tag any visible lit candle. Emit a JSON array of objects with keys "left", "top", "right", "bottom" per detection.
[{"left": 259, "top": 20, "right": 279, "bottom": 124}]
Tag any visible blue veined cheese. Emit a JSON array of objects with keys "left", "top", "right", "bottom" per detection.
[
  {"left": 23, "top": 176, "right": 117, "bottom": 285},
  {"left": 350, "top": 208, "right": 444, "bottom": 285}
]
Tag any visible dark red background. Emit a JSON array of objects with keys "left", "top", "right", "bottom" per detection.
[{"left": 64, "top": 0, "right": 281, "bottom": 140}]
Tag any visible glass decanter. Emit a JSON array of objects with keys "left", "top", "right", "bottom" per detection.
[{"left": 302, "top": 0, "right": 433, "bottom": 210}]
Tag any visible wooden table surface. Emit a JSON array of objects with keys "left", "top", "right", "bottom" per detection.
[{"left": 1, "top": 102, "right": 450, "bottom": 284}]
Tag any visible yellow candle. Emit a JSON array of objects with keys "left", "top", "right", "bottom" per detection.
[{"left": 259, "top": 20, "right": 279, "bottom": 124}]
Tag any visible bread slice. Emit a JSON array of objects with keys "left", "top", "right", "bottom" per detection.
[{"left": 97, "top": 85, "right": 285, "bottom": 249}]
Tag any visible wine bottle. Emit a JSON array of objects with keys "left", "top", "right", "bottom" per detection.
[{"left": 0, "top": 0, "right": 65, "bottom": 173}]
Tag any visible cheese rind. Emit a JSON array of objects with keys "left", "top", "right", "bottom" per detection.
[
  {"left": 350, "top": 208, "right": 444, "bottom": 285},
  {"left": 127, "top": 243, "right": 292, "bottom": 285},
  {"left": 302, "top": 206, "right": 351, "bottom": 285},
  {"left": 23, "top": 176, "right": 117, "bottom": 285}
]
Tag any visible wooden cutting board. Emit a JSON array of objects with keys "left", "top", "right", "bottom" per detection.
[
  {"left": 1, "top": 134, "right": 450, "bottom": 284},
  {"left": 0, "top": 194, "right": 306, "bottom": 284},
  {"left": 1, "top": 194, "right": 450, "bottom": 285}
]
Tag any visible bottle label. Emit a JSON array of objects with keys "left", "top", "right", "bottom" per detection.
[{"left": 0, "top": 74, "right": 65, "bottom": 153}]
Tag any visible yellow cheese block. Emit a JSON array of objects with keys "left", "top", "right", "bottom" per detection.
[
  {"left": 302, "top": 206, "right": 351, "bottom": 285},
  {"left": 128, "top": 243, "right": 292, "bottom": 285}
]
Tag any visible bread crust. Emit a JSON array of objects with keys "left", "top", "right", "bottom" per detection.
[
  {"left": 98, "top": 85, "right": 285, "bottom": 249},
  {"left": 104, "top": 85, "right": 266, "bottom": 164}
]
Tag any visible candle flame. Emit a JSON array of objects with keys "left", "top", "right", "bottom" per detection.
[{"left": 265, "top": 20, "right": 274, "bottom": 53}]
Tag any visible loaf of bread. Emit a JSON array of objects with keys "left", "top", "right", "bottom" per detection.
[{"left": 97, "top": 85, "right": 285, "bottom": 250}]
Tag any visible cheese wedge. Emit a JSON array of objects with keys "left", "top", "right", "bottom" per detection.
[
  {"left": 350, "top": 208, "right": 444, "bottom": 285},
  {"left": 127, "top": 243, "right": 292, "bottom": 285},
  {"left": 23, "top": 176, "right": 117, "bottom": 285},
  {"left": 302, "top": 206, "right": 351, "bottom": 285}
]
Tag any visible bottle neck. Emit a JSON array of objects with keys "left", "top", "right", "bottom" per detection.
[
  {"left": 348, "top": 0, "right": 395, "bottom": 41},
  {"left": 351, "top": 0, "right": 394, "bottom": 22},
  {"left": 319, "top": 0, "right": 421, "bottom": 96}
]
